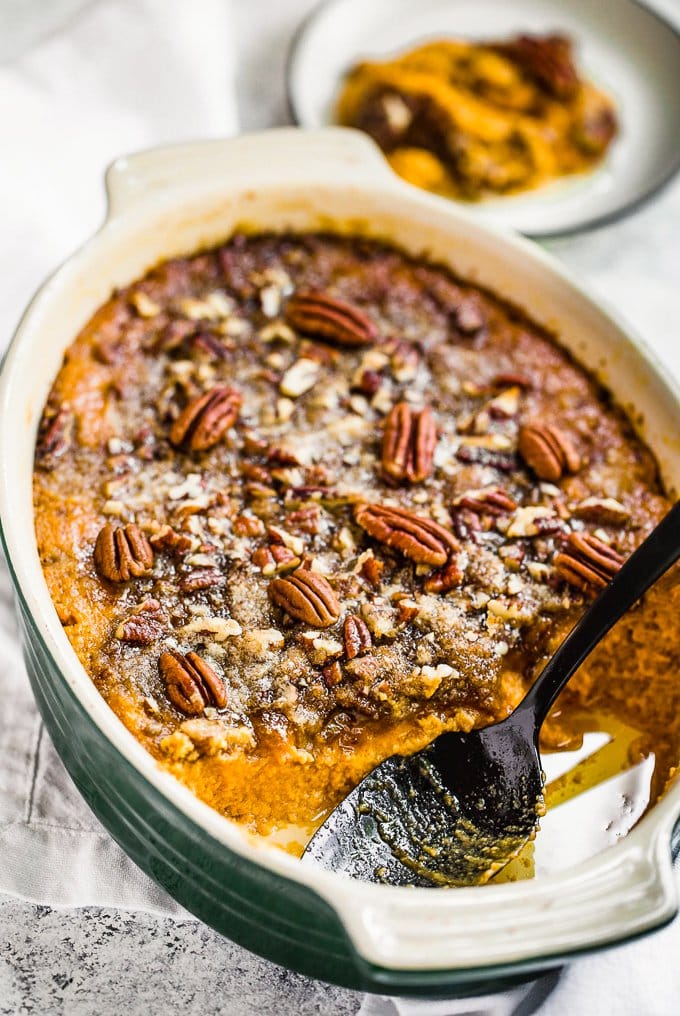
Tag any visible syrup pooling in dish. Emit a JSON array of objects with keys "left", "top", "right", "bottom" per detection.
[{"left": 33, "top": 233, "right": 679, "bottom": 858}]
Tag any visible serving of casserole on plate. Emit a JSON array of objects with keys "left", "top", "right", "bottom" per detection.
[{"left": 288, "top": 0, "right": 680, "bottom": 236}]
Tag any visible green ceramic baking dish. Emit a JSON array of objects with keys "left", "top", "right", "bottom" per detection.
[{"left": 0, "top": 128, "right": 678, "bottom": 997}]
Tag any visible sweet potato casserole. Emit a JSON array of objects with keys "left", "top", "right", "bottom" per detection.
[
  {"left": 336, "top": 33, "right": 618, "bottom": 200},
  {"left": 33, "top": 232, "right": 679, "bottom": 857}
]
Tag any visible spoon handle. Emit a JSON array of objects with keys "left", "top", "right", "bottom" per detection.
[{"left": 521, "top": 501, "right": 680, "bottom": 726}]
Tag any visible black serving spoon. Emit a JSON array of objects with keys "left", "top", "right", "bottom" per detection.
[{"left": 303, "top": 502, "right": 680, "bottom": 887}]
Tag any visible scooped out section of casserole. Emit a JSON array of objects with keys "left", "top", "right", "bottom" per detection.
[{"left": 33, "top": 233, "right": 679, "bottom": 855}]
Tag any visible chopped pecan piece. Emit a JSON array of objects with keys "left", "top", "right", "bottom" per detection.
[
  {"left": 170, "top": 385, "right": 242, "bottom": 453},
  {"left": 252, "top": 545, "right": 300, "bottom": 576},
  {"left": 154, "top": 318, "right": 196, "bottom": 353},
  {"left": 149, "top": 525, "right": 192, "bottom": 556},
  {"left": 286, "top": 504, "right": 321, "bottom": 535},
  {"left": 285, "top": 291, "right": 378, "bottom": 347},
  {"left": 353, "top": 369, "right": 382, "bottom": 396},
  {"left": 454, "top": 487, "right": 517, "bottom": 516},
  {"left": 518, "top": 421, "right": 580, "bottom": 482},
  {"left": 423, "top": 557, "right": 464, "bottom": 594},
  {"left": 456, "top": 444, "right": 517, "bottom": 472},
  {"left": 343, "top": 614, "right": 373, "bottom": 660},
  {"left": 384, "top": 337, "right": 420, "bottom": 381},
  {"left": 571, "top": 496, "right": 630, "bottom": 525},
  {"left": 35, "top": 405, "right": 72, "bottom": 470},
  {"left": 358, "top": 553, "right": 384, "bottom": 588},
  {"left": 178, "top": 568, "right": 225, "bottom": 592},
  {"left": 159, "top": 650, "right": 227, "bottom": 715},
  {"left": 190, "top": 331, "right": 231, "bottom": 361},
  {"left": 94, "top": 523, "right": 154, "bottom": 582},
  {"left": 392, "top": 594, "right": 420, "bottom": 624},
  {"left": 455, "top": 299, "right": 485, "bottom": 335},
  {"left": 382, "top": 403, "right": 437, "bottom": 484},
  {"left": 233, "top": 514, "right": 266, "bottom": 537},
  {"left": 268, "top": 567, "right": 341, "bottom": 627},
  {"left": 266, "top": 445, "right": 301, "bottom": 466},
  {"left": 115, "top": 600, "right": 166, "bottom": 644},
  {"left": 322, "top": 661, "right": 344, "bottom": 688},
  {"left": 555, "top": 532, "right": 625, "bottom": 593},
  {"left": 492, "top": 371, "right": 533, "bottom": 390},
  {"left": 354, "top": 503, "right": 460, "bottom": 568}
]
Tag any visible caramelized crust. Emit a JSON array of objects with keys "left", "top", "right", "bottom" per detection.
[{"left": 33, "top": 233, "right": 678, "bottom": 845}]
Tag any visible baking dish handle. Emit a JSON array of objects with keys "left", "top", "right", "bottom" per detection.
[
  {"left": 315, "top": 814, "right": 679, "bottom": 972},
  {"left": 104, "top": 127, "right": 396, "bottom": 218}
]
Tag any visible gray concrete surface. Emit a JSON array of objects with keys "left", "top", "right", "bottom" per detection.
[{"left": 0, "top": 895, "right": 362, "bottom": 1015}]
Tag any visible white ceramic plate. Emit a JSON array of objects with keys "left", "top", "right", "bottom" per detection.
[{"left": 287, "top": 0, "right": 680, "bottom": 237}]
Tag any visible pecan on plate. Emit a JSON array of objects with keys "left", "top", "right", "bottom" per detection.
[
  {"left": 94, "top": 523, "right": 154, "bottom": 582},
  {"left": 454, "top": 487, "right": 517, "bottom": 516},
  {"left": 518, "top": 421, "right": 580, "bottom": 482},
  {"left": 495, "top": 34, "right": 580, "bottom": 100},
  {"left": 169, "top": 385, "right": 242, "bottom": 453},
  {"left": 285, "top": 291, "right": 378, "bottom": 347},
  {"left": 554, "top": 532, "right": 624, "bottom": 593},
  {"left": 268, "top": 567, "right": 341, "bottom": 627},
  {"left": 354, "top": 503, "right": 459, "bottom": 568},
  {"left": 159, "top": 650, "right": 227, "bottom": 715},
  {"left": 382, "top": 403, "right": 437, "bottom": 484},
  {"left": 343, "top": 614, "right": 372, "bottom": 660},
  {"left": 572, "top": 94, "right": 618, "bottom": 156}
]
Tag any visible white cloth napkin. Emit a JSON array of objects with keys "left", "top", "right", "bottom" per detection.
[
  {"left": 1, "top": 1, "right": 680, "bottom": 1014},
  {"left": 0, "top": 0, "right": 235, "bottom": 913}
]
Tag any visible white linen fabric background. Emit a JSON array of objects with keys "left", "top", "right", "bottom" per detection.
[
  {"left": 0, "top": 0, "right": 679, "bottom": 1013},
  {"left": 0, "top": 0, "right": 236, "bottom": 915}
]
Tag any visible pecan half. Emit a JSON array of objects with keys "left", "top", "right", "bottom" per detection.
[
  {"left": 285, "top": 292, "right": 378, "bottom": 347},
  {"left": 382, "top": 403, "right": 437, "bottom": 484},
  {"left": 518, "top": 422, "right": 580, "bottom": 482},
  {"left": 454, "top": 487, "right": 517, "bottom": 516},
  {"left": 354, "top": 503, "right": 459, "bottom": 568},
  {"left": 170, "top": 385, "right": 242, "bottom": 452},
  {"left": 268, "top": 567, "right": 341, "bottom": 627},
  {"left": 344, "top": 614, "right": 372, "bottom": 660},
  {"left": 495, "top": 34, "right": 580, "bottom": 99},
  {"left": 94, "top": 524, "right": 154, "bottom": 582},
  {"left": 159, "top": 650, "right": 227, "bottom": 715},
  {"left": 554, "top": 532, "right": 624, "bottom": 593}
]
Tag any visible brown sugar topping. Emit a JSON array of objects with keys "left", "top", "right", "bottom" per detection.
[{"left": 32, "top": 231, "right": 677, "bottom": 846}]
